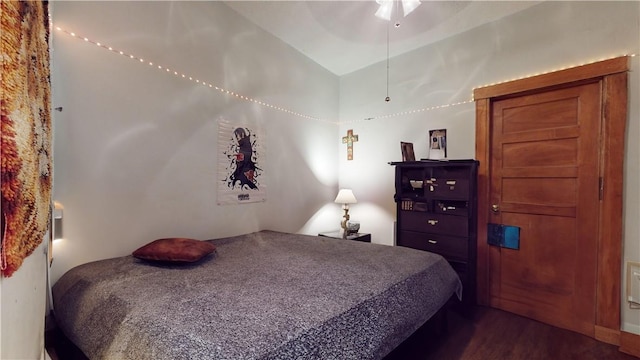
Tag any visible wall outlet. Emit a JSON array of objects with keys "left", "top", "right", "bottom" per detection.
[{"left": 627, "top": 261, "right": 640, "bottom": 308}]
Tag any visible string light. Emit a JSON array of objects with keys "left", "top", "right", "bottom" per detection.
[
  {"left": 472, "top": 54, "right": 636, "bottom": 99},
  {"left": 361, "top": 52, "right": 635, "bottom": 122},
  {"left": 54, "top": 25, "right": 331, "bottom": 123},
  {"left": 361, "top": 54, "right": 636, "bottom": 122},
  {"left": 359, "top": 100, "right": 473, "bottom": 122},
  {"left": 53, "top": 25, "right": 636, "bottom": 125}
]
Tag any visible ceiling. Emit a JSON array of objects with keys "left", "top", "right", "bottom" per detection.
[{"left": 224, "top": 1, "right": 542, "bottom": 76}]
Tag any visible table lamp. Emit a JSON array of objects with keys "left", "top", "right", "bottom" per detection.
[{"left": 334, "top": 189, "right": 357, "bottom": 232}]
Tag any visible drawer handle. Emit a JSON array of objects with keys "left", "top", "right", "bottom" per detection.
[
  {"left": 427, "top": 179, "right": 437, "bottom": 192},
  {"left": 428, "top": 240, "right": 437, "bottom": 244},
  {"left": 427, "top": 219, "right": 438, "bottom": 225}
]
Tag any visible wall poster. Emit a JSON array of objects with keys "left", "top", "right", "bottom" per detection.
[{"left": 217, "top": 119, "right": 266, "bottom": 205}]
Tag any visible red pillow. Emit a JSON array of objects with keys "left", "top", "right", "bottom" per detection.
[{"left": 132, "top": 238, "right": 216, "bottom": 263}]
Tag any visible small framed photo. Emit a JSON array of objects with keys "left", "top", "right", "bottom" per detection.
[
  {"left": 401, "top": 142, "right": 415, "bottom": 162},
  {"left": 428, "top": 129, "right": 447, "bottom": 159}
]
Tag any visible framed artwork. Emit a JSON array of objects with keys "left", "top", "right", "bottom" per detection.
[
  {"left": 217, "top": 118, "right": 266, "bottom": 205},
  {"left": 428, "top": 129, "right": 447, "bottom": 160},
  {"left": 401, "top": 142, "right": 415, "bottom": 162}
]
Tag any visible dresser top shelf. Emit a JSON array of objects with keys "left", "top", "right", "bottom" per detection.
[{"left": 389, "top": 159, "right": 478, "bottom": 167}]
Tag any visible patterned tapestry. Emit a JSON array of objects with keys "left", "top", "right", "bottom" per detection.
[
  {"left": 217, "top": 119, "right": 266, "bottom": 205},
  {"left": 1, "top": 0, "right": 52, "bottom": 277}
]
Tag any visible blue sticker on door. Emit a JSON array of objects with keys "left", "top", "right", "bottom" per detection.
[{"left": 488, "top": 223, "right": 520, "bottom": 250}]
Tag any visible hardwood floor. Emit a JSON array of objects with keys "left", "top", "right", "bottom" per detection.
[
  {"left": 47, "top": 306, "right": 639, "bottom": 360},
  {"left": 385, "top": 306, "right": 639, "bottom": 360}
]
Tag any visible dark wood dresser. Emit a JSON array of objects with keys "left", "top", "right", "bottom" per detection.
[{"left": 390, "top": 160, "right": 478, "bottom": 311}]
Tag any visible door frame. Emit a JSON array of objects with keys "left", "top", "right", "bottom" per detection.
[{"left": 474, "top": 56, "right": 629, "bottom": 344}]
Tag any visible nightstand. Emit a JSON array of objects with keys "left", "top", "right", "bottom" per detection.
[{"left": 318, "top": 231, "right": 371, "bottom": 243}]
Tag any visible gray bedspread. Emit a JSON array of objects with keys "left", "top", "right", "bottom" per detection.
[{"left": 52, "top": 231, "right": 462, "bottom": 360}]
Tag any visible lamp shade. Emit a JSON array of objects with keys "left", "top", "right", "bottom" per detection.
[
  {"left": 53, "top": 201, "right": 64, "bottom": 240},
  {"left": 374, "top": 0, "right": 393, "bottom": 20},
  {"left": 375, "top": 0, "right": 422, "bottom": 20},
  {"left": 402, "top": 0, "right": 421, "bottom": 17},
  {"left": 334, "top": 189, "right": 357, "bottom": 204}
]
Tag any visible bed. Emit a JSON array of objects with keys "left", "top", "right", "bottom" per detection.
[{"left": 52, "top": 230, "right": 462, "bottom": 360}]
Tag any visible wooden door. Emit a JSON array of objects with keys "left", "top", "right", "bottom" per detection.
[
  {"left": 474, "top": 56, "right": 628, "bottom": 344},
  {"left": 488, "top": 82, "right": 600, "bottom": 336}
]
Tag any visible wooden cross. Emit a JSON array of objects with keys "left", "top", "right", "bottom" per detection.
[{"left": 342, "top": 129, "right": 359, "bottom": 160}]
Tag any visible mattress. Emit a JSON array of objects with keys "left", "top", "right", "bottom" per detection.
[{"left": 52, "top": 230, "right": 462, "bottom": 359}]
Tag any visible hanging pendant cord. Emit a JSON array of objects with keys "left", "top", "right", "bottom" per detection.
[{"left": 385, "top": 21, "right": 390, "bottom": 102}]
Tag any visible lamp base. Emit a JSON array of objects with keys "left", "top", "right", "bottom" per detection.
[{"left": 341, "top": 208, "right": 350, "bottom": 232}]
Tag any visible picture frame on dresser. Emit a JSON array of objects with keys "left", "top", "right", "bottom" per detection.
[
  {"left": 428, "top": 129, "right": 447, "bottom": 160},
  {"left": 400, "top": 142, "right": 415, "bottom": 161}
]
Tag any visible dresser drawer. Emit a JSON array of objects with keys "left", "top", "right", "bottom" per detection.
[
  {"left": 398, "top": 231, "right": 468, "bottom": 261},
  {"left": 400, "top": 211, "right": 469, "bottom": 237},
  {"left": 425, "top": 177, "right": 469, "bottom": 200},
  {"left": 434, "top": 200, "right": 469, "bottom": 216}
]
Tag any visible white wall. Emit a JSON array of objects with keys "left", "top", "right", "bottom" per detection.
[
  {"left": 50, "top": 1, "right": 340, "bottom": 284},
  {"left": 338, "top": 1, "right": 640, "bottom": 334},
  {"left": 0, "top": 241, "right": 48, "bottom": 360}
]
